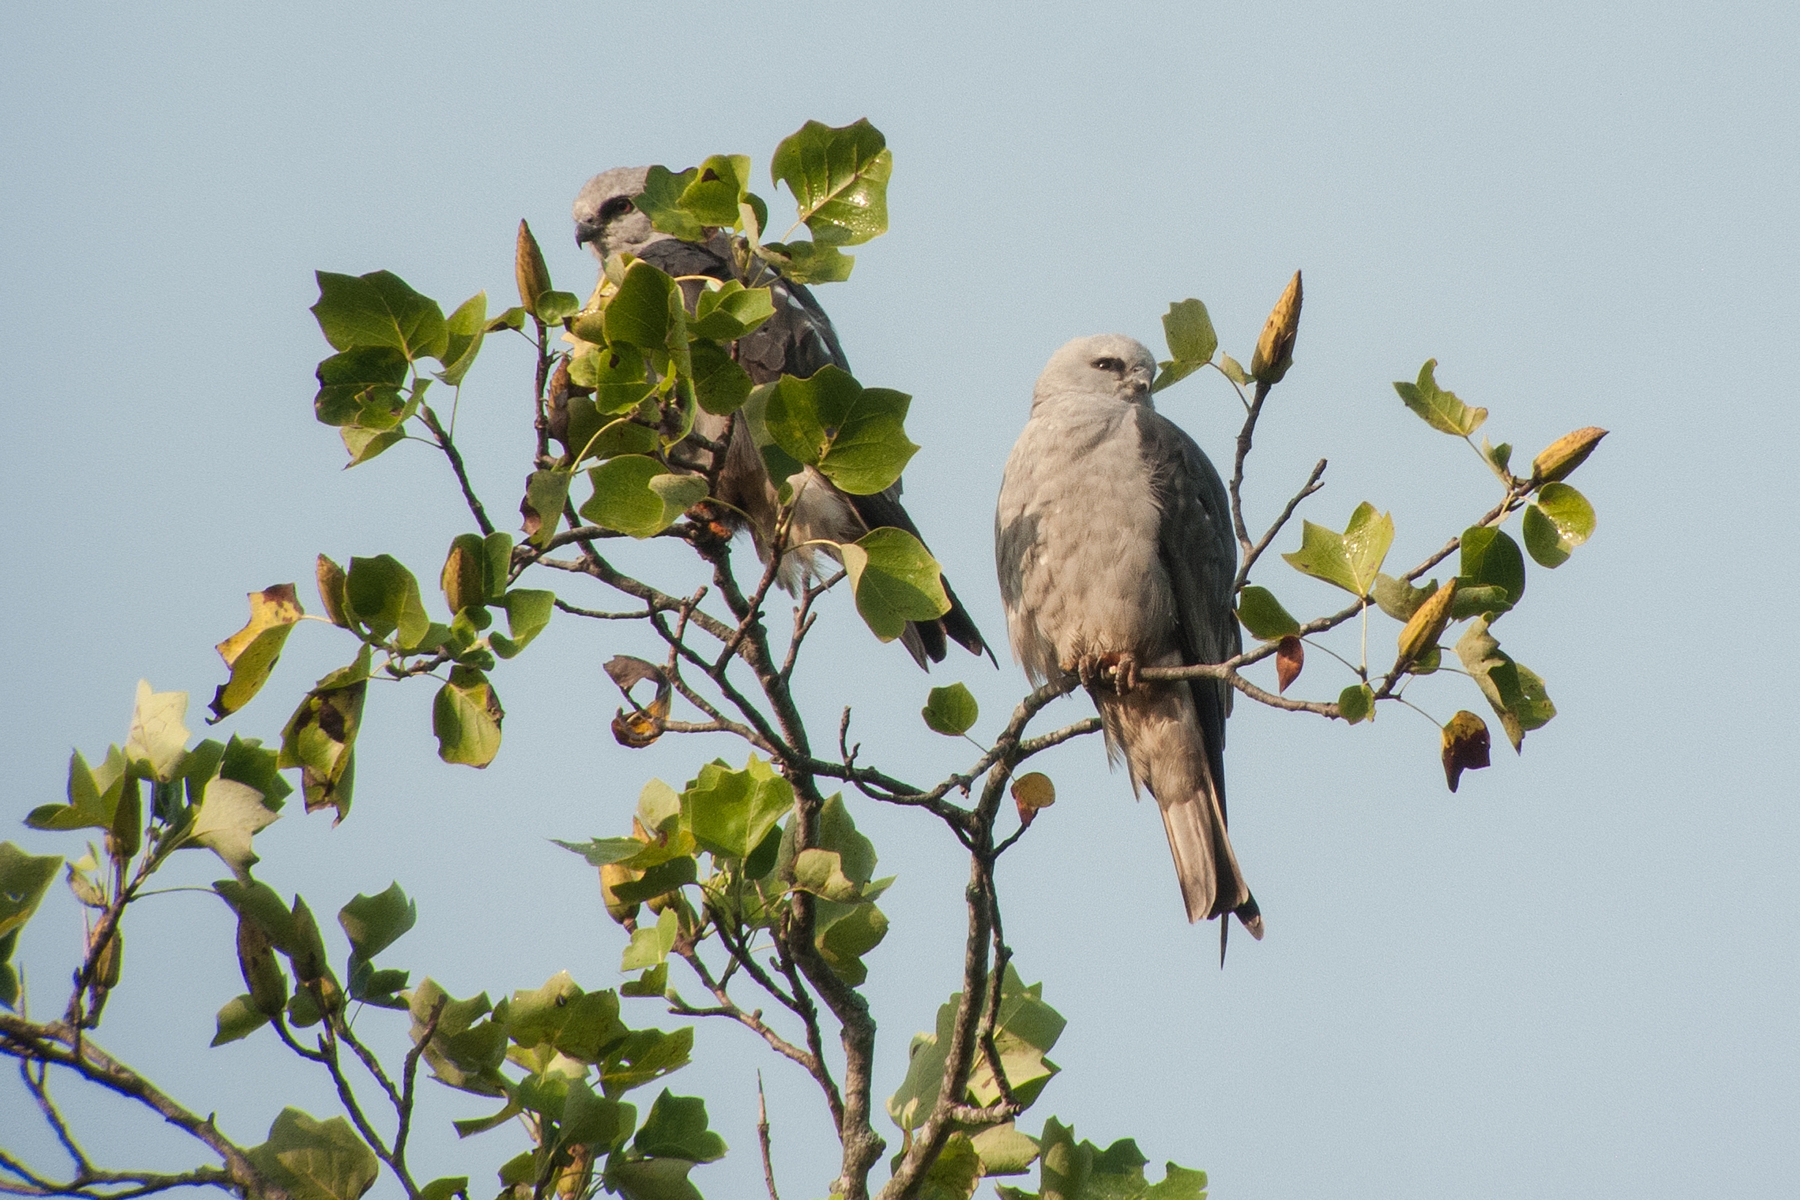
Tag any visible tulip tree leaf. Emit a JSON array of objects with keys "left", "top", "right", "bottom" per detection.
[
  {"left": 432, "top": 668, "right": 503, "bottom": 768},
  {"left": 1236, "top": 586, "right": 1302, "bottom": 639},
  {"left": 279, "top": 649, "right": 371, "bottom": 820},
  {"left": 1282, "top": 503, "right": 1393, "bottom": 596},
  {"left": 762, "top": 366, "right": 918, "bottom": 496},
  {"left": 1457, "top": 526, "right": 1526, "bottom": 613},
  {"left": 338, "top": 883, "right": 416, "bottom": 962},
  {"left": 683, "top": 757, "right": 794, "bottom": 862},
  {"left": 1522, "top": 483, "right": 1596, "bottom": 569},
  {"left": 691, "top": 281, "right": 775, "bottom": 342},
  {"left": 921, "top": 683, "right": 979, "bottom": 736},
  {"left": 633, "top": 166, "right": 704, "bottom": 242},
  {"left": 0, "top": 843, "right": 62, "bottom": 944},
  {"left": 314, "top": 346, "right": 408, "bottom": 428},
  {"left": 490, "top": 590, "right": 554, "bottom": 660},
  {"left": 436, "top": 291, "right": 487, "bottom": 386},
  {"left": 580, "top": 456, "right": 705, "bottom": 539},
  {"left": 210, "top": 585, "right": 305, "bottom": 722},
  {"left": 312, "top": 271, "right": 448, "bottom": 364},
  {"left": 344, "top": 556, "right": 431, "bottom": 650},
  {"left": 247, "top": 1107, "right": 380, "bottom": 1200},
  {"left": 771, "top": 118, "right": 892, "bottom": 246},
  {"left": 1394, "top": 359, "right": 1486, "bottom": 436},
  {"left": 676, "top": 154, "right": 753, "bottom": 227},
  {"left": 605, "top": 261, "right": 675, "bottom": 350},
  {"left": 1153, "top": 298, "right": 1218, "bottom": 392},
  {"left": 633, "top": 1090, "right": 727, "bottom": 1163},
  {"left": 839, "top": 527, "right": 950, "bottom": 642},
  {"left": 1454, "top": 617, "right": 1556, "bottom": 751},
  {"left": 761, "top": 239, "right": 855, "bottom": 285}
]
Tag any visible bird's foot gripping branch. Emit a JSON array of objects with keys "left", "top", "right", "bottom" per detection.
[{"left": 3, "top": 118, "right": 1603, "bottom": 1200}]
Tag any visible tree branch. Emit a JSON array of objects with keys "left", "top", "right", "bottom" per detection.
[{"left": 419, "top": 406, "right": 495, "bottom": 537}]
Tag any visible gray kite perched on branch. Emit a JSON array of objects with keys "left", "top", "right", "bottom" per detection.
[
  {"left": 995, "top": 334, "right": 1263, "bottom": 949},
  {"left": 572, "top": 165, "right": 989, "bottom": 669}
]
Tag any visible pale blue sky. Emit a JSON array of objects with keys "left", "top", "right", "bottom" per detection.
[{"left": 3, "top": 1, "right": 1796, "bottom": 1197}]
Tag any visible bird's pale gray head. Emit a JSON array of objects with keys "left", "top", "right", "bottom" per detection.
[
  {"left": 572, "top": 166, "right": 661, "bottom": 261},
  {"left": 1034, "top": 334, "right": 1158, "bottom": 405}
]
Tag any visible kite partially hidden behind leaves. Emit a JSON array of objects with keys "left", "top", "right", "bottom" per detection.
[
  {"left": 996, "top": 335, "right": 1263, "bottom": 953},
  {"left": 571, "top": 166, "right": 988, "bottom": 669}
]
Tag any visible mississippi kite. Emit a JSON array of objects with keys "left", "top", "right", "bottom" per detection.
[
  {"left": 573, "top": 166, "right": 988, "bottom": 668},
  {"left": 995, "top": 334, "right": 1263, "bottom": 943}
]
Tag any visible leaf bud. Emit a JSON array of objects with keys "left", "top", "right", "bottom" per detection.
[
  {"left": 1250, "top": 270, "right": 1303, "bottom": 385},
  {"left": 1396, "top": 578, "right": 1458, "bottom": 668},
  {"left": 1531, "top": 427, "right": 1608, "bottom": 484},
  {"left": 441, "top": 536, "right": 486, "bottom": 617},
  {"left": 515, "top": 220, "right": 553, "bottom": 316}
]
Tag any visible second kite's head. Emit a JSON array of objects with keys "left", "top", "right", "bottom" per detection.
[
  {"left": 1035, "top": 334, "right": 1156, "bottom": 405},
  {"left": 572, "top": 166, "right": 659, "bottom": 261}
]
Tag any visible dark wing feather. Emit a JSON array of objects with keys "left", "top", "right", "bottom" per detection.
[
  {"left": 1136, "top": 406, "right": 1240, "bottom": 810},
  {"left": 639, "top": 234, "right": 989, "bottom": 666}
]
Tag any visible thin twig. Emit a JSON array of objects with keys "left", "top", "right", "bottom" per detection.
[
  {"left": 419, "top": 406, "right": 495, "bottom": 536},
  {"left": 1235, "top": 457, "right": 1327, "bottom": 593},
  {"left": 757, "top": 1072, "right": 781, "bottom": 1200}
]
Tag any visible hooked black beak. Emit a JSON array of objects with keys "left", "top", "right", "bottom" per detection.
[{"left": 574, "top": 220, "right": 602, "bottom": 249}]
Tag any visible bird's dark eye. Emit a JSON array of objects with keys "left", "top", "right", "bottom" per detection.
[
  {"left": 599, "top": 196, "right": 634, "bottom": 221},
  {"left": 1092, "top": 356, "right": 1125, "bottom": 374}
]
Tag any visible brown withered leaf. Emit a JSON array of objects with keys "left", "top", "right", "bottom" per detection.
[
  {"left": 1441, "top": 710, "right": 1492, "bottom": 792},
  {"left": 1250, "top": 270, "right": 1303, "bottom": 385},
  {"left": 605, "top": 655, "right": 673, "bottom": 749},
  {"left": 1276, "top": 636, "right": 1304, "bottom": 693},
  {"left": 316, "top": 556, "right": 351, "bottom": 627},
  {"left": 1010, "top": 772, "right": 1056, "bottom": 828}
]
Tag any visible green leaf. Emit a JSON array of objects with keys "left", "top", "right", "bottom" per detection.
[
  {"left": 580, "top": 456, "right": 704, "bottom": 539},
  {"left": 1338, "top": 684, "right": 1374, "bottom": 724},
  {"left": 762, "top": 366, "right": 918, "bottom": 495},
  {"left": 972, "top": 1123, "right": 1041, "bottom": 1178},
  {"left": 210, "top": 585, "right": 304, "bottom": 722},
  {"left": 1457, "top": 526, "right": 1526, "bottom": 613},
  {"left": 1281, "top": 502, "right": 1393, "bottom": 596},
  {"left": 490, "top": 589, "right": 554, "bottom": 659},
  {"left": 691, "top": 280, "right": 775, "bottom": 341},
  {"left": 337, "top": 883, "right": 416, "bottom": 961},
  {"left": 558, "top": 1078, "right": 632, "bottom": 1151},
  {"left": 339, "top": 424, "right": 406, "bottom": 467},
  {"left": 761, "top": 239, "right": 855, "bottom": 284},
  {"left": 212, "top": 994, "right": 271, "bottom": 1046},
  {"left": 312, "top": 270, "right": 448, "bottom": 363},
  {"left": 345, "top": 555, "right": 431, "bottom": 649},
  {"left": 600, "top": 1025, "right": 693, "bottom": 1097},
  {"left": 792, "top": 849, "right": 861, "bottom": 902},
  {"left": 1218, "top": 354, "right": 1250, "bottom": 386},
  {"left": 921, "top": 683, "right": 979, "bottom": 736},
  {"left": 1371, "top": 573, "right": 1434, "bottom": 621},
  {"left": 919, "top": 1132, "right": 982, "bottom": 1200},
  {"left": 604, "top": 1157, "right": 702, "bottom": 1200},
  {"left": 1235, "top": 586, "right": 1302, "bottom": 639},
  {"left": 534, "top": 290, "right": 580, "bottom": 325},
  {"left": 247, "top": 1108, "right": 380, "bottom": 1200},
  {"left": 1521, "top": 483, "right": 1596, "bottom": 569},
  {"left": 679, "top": 154, "right": 753, "bottom": 227},
  {"left": 633, "top": 1090, "right": 727, "bottom": 1163},
  {"left": 611, "top": 858, "right": 697, "bottom": 905},
  {"left": 621, "top": 909, "right": 680, "bottom": 972},
  {"left": 521, "top": 469, "right": 572, "bottom": 548},
  {"left": 633, "top": 166, "right": 704, "bottom": 241},
  {"left": 185, "top": 779, "right": 280, "bottom": 881},
  {"left": 433, "top": 667, "right": 504, "bottom": 768},
  {"left": 0, "top": 843, "right": 62, "bottom": 941},
  {"left": 621, "top": 962, "right": 669, "bottom": 998},
  {"left": 684, "top": 757, "right": 794, "bottom": 861},
  {"left": 770, "top": 118, "right": 892, "bottom": 246},
  {"left": 889, "top": 966, "right": 1063, "bottom": 1133},
  {"left": 1393, "top": 358, "right": 1486, "bottom": 436},
  {"left": 28, "top": 748, "right": 126, "bottom": 833},
  {"left": 419, "top": 1178, "right": 469, "bottom": 1200},
  {"left": 1153, "top": 299, "right": 1218, "bottom": 393},
  {"left": 1455, "top": 617, "right": 1556, "bottom": 751},
  {"left": 814, "top": 898, "right": 888, "bottom": 984},
  {"left": 840, "top": 527, "right": 950, "bottom": 642},
  {"left": 436, "top": 292, "right": 487, "bottom": 386},
  {"left": 1481, "top": 436, "right": 1513, "bottom": 479},
  {"left": 314, "top": 346, "right": 408, "bottom": 428},
  {"left": 605, "top": 261, "right": 675, "bottom": 351},
  {"left": 689, "top": 341, "right": 753, "bottom": 416}
]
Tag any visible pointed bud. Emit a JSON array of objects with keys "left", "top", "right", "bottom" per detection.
[
  {"left": 1250, "top": 270, "right": 1303, "bottom": 385},
  {"left": 515, "top": 220, "right": 552, "bottom": 316},
  {"left": 1531, "top": 427, "right": 1608, "bottom": 484},
  {"left": 1397, "top": 578, "right": 1458, "bottom": 668}
]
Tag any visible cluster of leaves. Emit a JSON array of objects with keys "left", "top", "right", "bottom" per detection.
[{"left": 1149, "top": 281, "right": 1604, "bottom": 792}]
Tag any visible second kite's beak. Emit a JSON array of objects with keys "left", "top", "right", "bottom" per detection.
[{"left": 574, "top": 221, "right": 601, "bottom": 249}]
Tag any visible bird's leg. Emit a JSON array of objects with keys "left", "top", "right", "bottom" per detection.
[
  {"left": 1113, "top": 651, "right": 1139, "bottom": 693},
  {"left": 1068, "top": 650, "right": 1139, "bottom": 694}
]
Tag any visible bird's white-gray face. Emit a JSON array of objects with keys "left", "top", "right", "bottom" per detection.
[
  {"left": 1034, "top": 334, "right": 1158, "bottom": 405},
  {"left": 571, "top": 166, "right": 661, "bottom": 262}
]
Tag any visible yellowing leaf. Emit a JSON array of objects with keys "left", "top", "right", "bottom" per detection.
[
  {"left": 125, "top": 681, "right": 190, "bottom": 782},
  {"left": 210, "top": 585, "right": 304, "bottom": 722}
]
